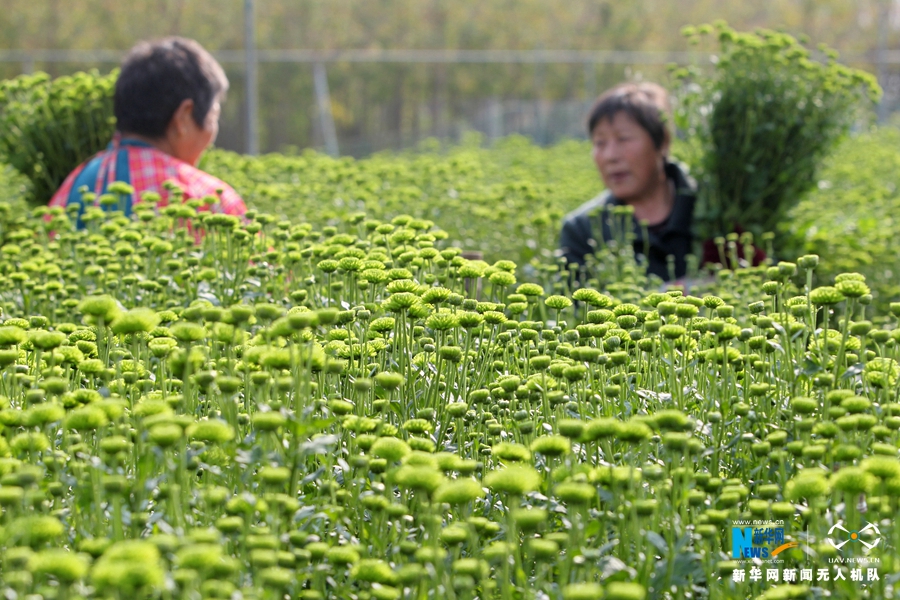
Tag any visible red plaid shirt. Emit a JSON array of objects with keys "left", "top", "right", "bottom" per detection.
[{"left": 49, "top": 137, "right": 246, "bottom": 217}]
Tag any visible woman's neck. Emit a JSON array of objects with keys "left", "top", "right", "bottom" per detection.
[
  {"left": 118, "top": 131, "right": 177, "bottom": 158},
  {"left": 625, "top": 169, "right": 673, "bottom": 226}
]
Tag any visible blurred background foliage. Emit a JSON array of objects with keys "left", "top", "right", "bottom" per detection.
[{"left": 0, "top": 0, "right": 894, "bottom": 155}]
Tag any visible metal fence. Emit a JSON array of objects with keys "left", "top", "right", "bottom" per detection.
[{"left": 1, "top": 41, "right": 898, "bottom": 157}]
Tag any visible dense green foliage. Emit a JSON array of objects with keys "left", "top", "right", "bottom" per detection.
[
  {"left": 0, "top": 187, "right": 897, "bottom": 598},
  {"left": 202, "top": 135, "right": 599, "bottom": 267},
  {"left": 785, "top": 127, "right": 900, "bottom": 311},
  {"left": 674, "top": 23, "right": 880, "bottom": 241},
  {"left": 0, "top": 69, "right": 117, "bottom": 205},
  {"left": 0, "top": 164, "right": 30, "bottom": 215}
]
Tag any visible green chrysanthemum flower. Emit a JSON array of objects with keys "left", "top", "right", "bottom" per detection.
[
  {"left": 0, "top": 326, "right": 27, "bottom": 347},
  {"left": 91, "top": 540, "right": 165, "bottom": 594},
  {"left": 545, "top": 295, "right": 573, "bottom": 310},
  {"left": 785, "top": 469, "right": 830, "bottom": 500},
  {"left": 351, "top": 559, "right": 398, "bottom": 585},
  {"left": 394, "top": 465, "right": 445, "bottom": 495},
  {"left": 65, "top": 406, "right": 109, "bottom": 431},
  {"left": 30, "top": 549, "right": 90, "bottom": 582},
  {"left": 516, "top": 283, "right": 544, "bottom": 297},
  {"left": 809, "top": 286, "right": 844, "bottom": 305},
  {"left": 831, "top": 466, "right": 876, "bottom": 495},
  {"left": 861, "top": 456, "right": 900, "bottom": 480},
  {"left": 606, "top": 582, "right": 647, "bottom": 600},
  {"left": 370, "top": 437, "right": 411, "bottom": 462},
  {"left": 790, "top": 397, "right": 818, "bottom": 415},
  {"left": 188, "top": 420, "right": 235, "bottom": 444},
  {"left": 326, "top": 545, "right": 360, "bottom": 566},
  {"left": 78, "top": 295, "right": 119, "bottom": 321},
  {"left": 582, "top": 417, "right": 622, "bottom": 441},
  {"left": 28, "top": 330, "right": 67, "bottom": 351},
  {"left": 484, "top": 465, "right": 542, "bottom": 495},
  {"left": 433, "top": 478, "right": 485, "bottom": 505},
  {"left": 492, "top": 441, "right": 532, "bottom": 462},
  {"left": 374, "top": 371, "right": 405, "bottom": 390},
  {"left": 489, "top": 271, "right": 516, "bottom": 287},
  {"left": 530, "top": 435, "right": 571, "bottom": 457},
  {"left": 562, "top": 583, "right": 604, "bottom": 600},
  {"left": 654, "top": 409, "right": 690, "bottom": 431},
  {"left": 512, "top": 507, "right": 549, "bottom": 532},
  {"left": 8, "top": 515, "right": 65, "bottom": 547},
  {"left": 111, "top": 308, "right": 160, "bottom": 336},
  {"left": 555, "top": 481, "right": 596, "bottom": 505}
]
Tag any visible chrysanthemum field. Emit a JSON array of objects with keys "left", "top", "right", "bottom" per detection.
[{"left": 0, "top": 168, "right": 898, "bottom": 600}]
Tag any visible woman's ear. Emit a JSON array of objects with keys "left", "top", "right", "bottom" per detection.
[{"left": 171, "top": 99, "right": 196, "bottom": 137}]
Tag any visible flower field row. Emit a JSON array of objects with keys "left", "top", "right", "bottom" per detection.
[
  {"left": 0, "top": 192, "right": 898, "bottom": 599},
  {"left": 200, "top": 134, "right": 599, "bottom": 268}
]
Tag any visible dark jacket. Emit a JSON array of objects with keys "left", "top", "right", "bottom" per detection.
[{"left": 558, "top": 161, "right": 697, "bottom": 281}]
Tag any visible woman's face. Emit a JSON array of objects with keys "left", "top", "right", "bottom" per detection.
[{"left": 591, "top": 111, "right": 667, "bottom": 202}]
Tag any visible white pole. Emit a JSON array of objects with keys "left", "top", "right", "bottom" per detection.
[
  {"left": 314, "top": 62, "right": 340, "bottom": 156},
  {"left": 244, "top": 0, "right": 259, "bottom": 154}
]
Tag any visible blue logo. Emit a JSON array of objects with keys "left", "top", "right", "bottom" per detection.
[{"left": 731, "top": 526, "right": 794, "bottom": 559}]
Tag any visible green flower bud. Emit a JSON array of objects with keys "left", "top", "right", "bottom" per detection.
[
  {"left": 111, "top": 308, "right": 160, "bottom": 336},
  {"left": 252, "top": 412, "right": 286, "bottom": 432},
  {"left": 832, "top": 466, "right": 876, "bottom": 495},
  {"left": 785, "top": 469, "right": 830, "bottom": 500},
  {"left": 352, "top": 559, "right": 398, "bottom": 585},
  {"left": 654, "top": 409, "right": 690, "bottom": 431},
  {"left": 8, "top": 515, "right": 64, "bottom": 547},
  {"left": 78, "top": 295, "right": 119, "bottom": 321},
  {"left": 562, "top": 583, "right": 605, "bottom": 600},
  {"left": 492, "top": 441, "right": 531, "bottom": 462},
  {"left": 809, "top": 286, "right": 844, "bottom": 305},
  {"left": 798, "top": 254, "right": 819, "bottom": 270},
  {"left": 259, "top": 466, "right": 291, "bottom": 485},
  {"left": 555, "top": 481, "right": 596, "bottom": 504},
  {"left": 861, "top": 456, "right": 900, "bottom": 480},
  {"left": 188, "top": 420, "right": 235, "bottom": 444},
  {"left": 394, "top": 465, "right": 445, "bottom": 495},
  {"left": 10, "top": 432, "right": 50, "bottom": 454},
  {"left": 374, "top": 371, "right": 404, "bottom": 390},
  {"left": 326, "top": 545, "right": 360, "bottom": 566},
  {"left": 484, "top": 465, "right": 541, "bottom": 495},
  {"left": 65, "top": 406, "right": 109, "bottom": 431},
  {"left": 0, "top": 326, "right": 27, "bottom": 347},
  {"left": 370, "top": 437, "right": 411, "bottom": 462},
  {"left": 30, "top": 549, "right": 90, "bottom": 582},
  {"left": 28, "top": 330, "right": 66, "bottom": 351},
  {"left": 433, "top": 479, "right": 485, "bottom": 505},
  {"left": 530, "top": 435, "right": 571, "bottom": 457},
  {"left": 545, "top": 295, "right": 573, "bottom": 310},
  {"left": 453, "top": 557, "right": 489, "bottom": 579}
]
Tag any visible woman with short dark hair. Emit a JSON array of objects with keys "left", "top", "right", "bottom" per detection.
[
  {"left": 559, "top": 82, "right": 696, "bottom": 282},
  {"left": 49, "top": 37, "right": 245, "bottom": 223}
]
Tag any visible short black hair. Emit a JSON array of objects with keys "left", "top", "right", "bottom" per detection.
[
  {"left": 587, "top": 82, "right": 670, "bottom": 150},
  {"left": 114, "top": 37, "right": 228, "bottom": 138}
]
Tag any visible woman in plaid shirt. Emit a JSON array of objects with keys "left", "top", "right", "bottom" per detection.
[{"left": 49, "top": 37, "right": 246, "bottom": 224}]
